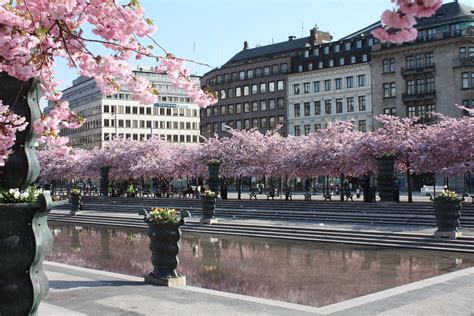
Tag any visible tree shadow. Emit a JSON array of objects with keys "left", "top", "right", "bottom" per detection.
[{"left": 49, "top": 280, "right": 143, "bottom": 290}]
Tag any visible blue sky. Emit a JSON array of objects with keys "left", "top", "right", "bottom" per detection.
[{"left": 53, "top": 0, "right": 453, "bottom": 89}]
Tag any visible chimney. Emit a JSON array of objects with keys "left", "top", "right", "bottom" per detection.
[
  {"left": 309, "top": 27, "right": 333, "bottom": 45},
  {"left": 288, "top": 35, "right": 296, "bottom": 41},
  {"left": 243, "top": 41, "right": 249, "bottom": 50}
]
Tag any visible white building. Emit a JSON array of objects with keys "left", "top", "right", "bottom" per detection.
[
  {"left": 48, "top": 67, "right": 201, "bottom": 149},
  {"left": 287, "top": 62, "right": 373, "bottom": 135}
]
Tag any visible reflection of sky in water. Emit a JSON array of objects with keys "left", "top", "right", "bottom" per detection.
[{"left": 47, "top": 224, "right": 474, "bottom": 307}]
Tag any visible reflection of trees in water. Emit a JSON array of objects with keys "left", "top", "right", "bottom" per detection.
[{"left": 48, "top": 226, "right": 474, "bottom": 308}]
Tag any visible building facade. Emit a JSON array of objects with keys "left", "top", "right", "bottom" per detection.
[
  {"left": 200, "top": 28, "right": 332, "bottom": 138},
  {"left": 287, "top": 34, "right": 374, "bottom": 135},
  {"left": 371, "top": 1, "right": 474, "bottom": 125},
  {"left": 48, "top": 67, "right": 201, "bottom": 149}
]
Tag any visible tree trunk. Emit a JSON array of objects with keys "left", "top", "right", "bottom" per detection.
[
  {"left": 326, "top": 175, "right": 330, "bottom": 196},
  {"left": 406, "top": 168, "right": 413, "bottom": 203},
  {"left": 237, "top": 175, "right": 242, "bottom": 200}
]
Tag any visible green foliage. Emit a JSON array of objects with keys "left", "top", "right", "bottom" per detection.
[{"left": 207, "top": 159, "right": 221, "bottom": 166}]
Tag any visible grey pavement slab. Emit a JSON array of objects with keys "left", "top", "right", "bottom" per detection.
[{"left": 42, "top": 261, "right": 474, "bottom": 316}]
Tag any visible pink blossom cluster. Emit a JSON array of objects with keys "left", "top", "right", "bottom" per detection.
[
  {"left": 156, "top": 55, "right": 218, "bottom": 108},
  {"left": 372, "top": 0, "right": 442, "bottom": 43},
  {"left": 0, "top": 101, "right": 28, "bottom": 166},
  {"left": 0, "top": 0, "right": 216, "bottom": 162}
]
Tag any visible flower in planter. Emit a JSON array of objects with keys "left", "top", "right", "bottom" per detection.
[
  {"left": 0, "top": 186, "right": 42, "bottom": 203},
  {"left": 201, "top": 190, "right": 217, "bottom": 198},
  {"left": 70, "top": 188, "right": 81, "bottom": 195},
  {"left": 377, "top": 152, "right": 397, "bottom": 159},
  {"left": 436, "top": 189, "right": 459, "bottom": 202},
  {"left": 147, "top": 207, "right": 182, "bottom": 224},
  {"left": 207, "top": 159, "right": 221, "bottom": 166}
]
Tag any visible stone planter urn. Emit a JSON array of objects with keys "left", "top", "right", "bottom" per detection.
[
  {"left": 139, "top": 209, "right": 186, "bottom": 286},
  {"left": 434, "top": 199, "right": 462, "bottom": 240},
  {"left": 100, "top": 166, "right": 110, "bottom": 197},
  {"left": 200, "top": 196, "right": 217, "bottom": 224},
  {"left": 70, "top": 191, "right": 81, "bottom": 215},
  {"left": 0, "top": 73, "right": 69, "bottom": 315},
  {"left": 376, "top": 157, "right": 396, "bottom": 202},
  {"left": 207, "top": 160, "right": 221, "bottom": 193}
]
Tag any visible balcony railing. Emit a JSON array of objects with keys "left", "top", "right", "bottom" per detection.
[
  {"left": 401, "top": 64, "right": 436, "bottom": 76},
  {"left": 453, "top": 56, "right": 474, "bottom": 68},
  {"left": 402, "top": 91, "right": 436, "bottom": 102}
]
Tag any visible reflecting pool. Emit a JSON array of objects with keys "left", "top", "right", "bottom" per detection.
[{"left": 46, "top": 224, "right": 474, "bottom": 307}]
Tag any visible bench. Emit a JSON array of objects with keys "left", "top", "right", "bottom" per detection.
[
  {"left": 420, "top": 185, "right": 445, "bottom": 196},
  {"left": 303, "top": 192, "right": 311, "bottom": 201},
  {"left": 323, "top": 193, "right": 332, "bottom": 201},
  {"left": 154, "top": 188, "right": 176, "bottom": 198},
  {"left": 344, "top": 191, "right": 353, "bottom": 202},
  {"left": 249, "top": 192, "right": 257, "bottom": 200}
]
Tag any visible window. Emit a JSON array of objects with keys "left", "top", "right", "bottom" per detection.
[
  {"left": 335, "top": 78, "right": 342, "bottom": 90},
  {"left": 255, "top": 68, "right": 262, "bottom": 77},
  {"left": 329, "top": 59, "right": 334, "bottom": 67},
  {"left": 416, "top": 54, "right": 424, "bottom": 68},
  {"left": 231, "top": 72, "right": 237, "bottom": 81},
  {"left": 277, "top": 80, "right": 284, "bottom": 91},
  {"left": 269, "top": 116, "right": 276, "bottom": 128},
  {"left": 268, "top": 82, "right": 275, "bottom": 92},
  {"left": 260, "top": 83, "right": 266, "bottom": 94},
  {"left": 236, "top": 103, "right": 242, "bottom": 114},
  {"left": 104, "top": 105, "right": 109, "bottom": 113},
  {"left": 277, "top": 98, "right": 285, "bottom": 109},
  {"left": 281, "top": 63, "right": 288, "bottom": 74},
  {"left": 350, "top": 56, "right": 356, "bottom": 64},
  {"left": 298, "top": 65, "right": 303, "bottom": 72},
  {"left": 303, "top": 82, "right": 310, "bottom": 94},
  {"left": 213, "top": 106, "right": 219, "bottom": 117},
  {"left": 243, "top": 86, "right": 249, "bottom": 96},
  {"left": 239, "top": 71, "right": 245, "bottom": 80},
  {"left": 324, "top": 79, "right": 331, "bottom": 91},
  {"left": 426, "top": 77, "right": 435, "bottom": 92},
  {"left": 247, "top": 69, "right": 253, "bottom": 79},
  {"left": 339, "top": 57, "right": 345, "bottom": 66},
  {"left": 220, "top": 105, "right": 226, "bottom": 115},
  {"left": 251, "top": 84, "right": 258, "bottom": 95},
  {"left": 235, "top": 87, "right": 242, "bottom": 97},
  {"left": 383, "top": 82, "right": 396, "bottom": 97},
  {"left": 260, "top": 100, "right": 267, "bottom": 111},
  {"left": 220, "top": 89, "right": 226, "bottom": 99},
  {"left": 260, "top": 117, "right": 268, "bottom": 128},
  {"left": 252, "top": 101, "right": 259, "bottom": 112},
  {"left": 325, "top": 100, "right": 332, "bottom": 114},
  {"left": 294, "top": 103, "right": 300, "bottom": 117},
  {"left": 313, "top": 48, "right": 320, "bottom": 56},
  {"left": 272, "top": 65, "right": 279, "bottom": 74},
  {"left": 263, "top": 66, "right": 270, "bottom": 76},
  {"left": 407, "top": 105, "right": 416, "bottom": 117},
  {"left": 323, "top": 46, "right": 329, "bottom": 54},
  {"left": 294, "top": 125, "right": 301, "bottom": 136},
  {"left": 244, "top": 119, "right": 250, "bottom": 129},
  {"left": 357, "top": 75, "right": 366, "bottom": 87},
  {"left": 346, "top": 76, "right": 353, "bottom": 88},
  {"left": 459, "top": 47, "right": 467, "bottom": 58},
  {"left": 304, "top": 124, "right": 311, "bottom": 135},
  {"left": 236, "top": 120, "right": 242, "bottom": 129},
  {"left": 277, "top": 115, "right": 284, "bottom": 125},
  {"left": 314, "top": 101, "right": 321, "bottom": 115},
  {"left": 383, "top": 107, "right": 397, "bottom": 116},
  {"left": 347, "top": 97, "right": 354, "bottom": 112},
  {"left": 416, "top": 79, "right": 425, "bottom": 93},
  {"left": 252, "top": 118, "right": 259, "bottom": 128},
  {"left": 206, "top": 107, "right": 211, "bottom": 117},
  {"left": 358, "top": 96, "right": 366, "bottom": 111},
  {"left": 313, "top": 81, "right": 320, "bottom": 92},
  {"left": 383, "top": 58, "right": 395, "bottom": 73},
  {"left": 293, "top": 84, "right": 300, "bottom": 95},
  {"left": 269, "top": 99, "right": 276, "bottom": 110},
  {"left": 358, "top": 120, "right": 366, "bottom": 132},
  {"left": 104, "top": 119, "right": 110, "bottom": 127},
  {"left": 125, "top": 106, "right": 131, "bottom": 114},
  {"left": 407, "top": 80, "right": 415, "bottom": 95},
  {"left": 362, "top": 54, "right": 368, "bottom": 62},
  {"left": 345, "top": 42, "right": 351, "bottom": 51},
  {"left": 304, "top": 102, "right": 310, "bottom": 116},
  {"left": 425, "top": 52, "right": 434, "bottom": 66},
  {"left": 334, "top": 44, "right": 340, "bottom": 53},
  {"left": 356, "top": 40, "right": 362, "bottom": 49},
  {"left": 228, "top": 88, "right": 234, "bottom": 98},
  {"left": 336, "top": 98, "right": 343, "bottom": 113},
  {"left": 244, "top": 102, "right": 250, "bottom": 112},
  {"left": 462, "top": 72, "right": 472, "bottom": 89},
  {"left": 314, "top": 123, "right": 321, "bottom": 131},
  {"left": 405, "top": 55, "right": 414, "bottom": 69},
  {"left": 318, "top": 61, "right": 323, "bottom": 69}
]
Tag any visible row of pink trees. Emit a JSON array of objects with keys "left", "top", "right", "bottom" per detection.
[{"left": 38, "top": 113, "right": 474, "bottom": 198}]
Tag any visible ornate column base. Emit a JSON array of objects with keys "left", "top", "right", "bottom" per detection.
[
  {"left": 144, "top": 274, "right": 186, "bottom": 287},
  {"left": 434, "top": 231, "right": 462, "bottom": 241}
]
